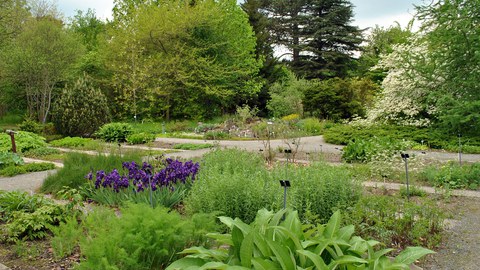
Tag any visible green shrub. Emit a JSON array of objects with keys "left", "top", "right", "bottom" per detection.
[
  {"left": 96, "top": 122, "right": 133, "bottom": 142},
  {"left": 19, "top": 118, "right": 42, "bottom": 133},
  {"left": 40, "top": 153, "right": 142, "bottom": 194},
  {"left": 0, "top": 191, "right": 69, "bottom": 242},
  {"left": 0, "top": 131, "right": 47, "bottom": 153},
  {"left": 185, "top": 149, "right": 278, "bottom": 223},
  {"left": 342, "top": 137, "right": 408, "bottom": 163},
  {"left": 419, "top": 162, "right": 480, "bottom": 190},
  {"left": 0, "top": 166, "right": 26, "bottom": 176},
  {"left": 345, "top": 195, "right": 444, "bottom": 249},
  {"left": 52, "top": 75, "right": 111, "bottom": 137},
  {"left": 186, "top": 149, "right": 360, "bottom": 223},
  {"left": 74, "top": 204, "right": 217, "bottom": 270},
  {"left": 0, "top": 152, "right": 24, "bottom": 169},
  {"left": 297, "top": 117, "right": 324, "bottom": 135},
  {"left": 274, "top": 162, "right": 361, "bottom": 223},
  {"left": 166, "top": 120, "right": 194, "bottom": 132},
  {"left": 126, "top": 132, "right": 156, "bottom": 145},
  {"left": 203, "top": 130, "right": 230, "bottom": 140},
  {"left": 399, "top": 185, "right": 427, "bottom": 198},
  {"left": 173, "top": 143, "right": 213, "bottom": 150},
  {"left": 168, "top": 209, "right": 433, "bottom": 270},
  {"left": 50, "top": 216, "right": 83, "bottom": 260}
]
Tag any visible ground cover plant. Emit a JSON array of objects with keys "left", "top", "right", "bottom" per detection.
[
  {"left": 51, "top": 203, "right": 217, "bottom": 270},
  {"left": 420, "top": 162, "right": 480, "bottom": 190},
  {"left": 0, "top": 191, "right": 72, "bottom": 242},
  {"left": 84, "top": 159, "right": 199, "bottom": 208},
  {"left": 0, "top": 131, "right": 47, "bottom": 153},
  {"left": 49, "top": 137, "right": 99, "bottom": 149},
  {"left": 168, "top": 208, "right": 434, "bottom": 269},
  {"left": 173, "top": 143, "right": 213, "bottom": 150},
  {"left": 126, "top": 132, "right": 156, "bottom": 145},
  {"left": 0, "top": 162, "right": 55, "bottom": 177},
  {"left": 40, "top": 152, "right": 142, "bottom": 194},
  {"left": 345, "top": 194, "right": 445, "bottom": 250}
]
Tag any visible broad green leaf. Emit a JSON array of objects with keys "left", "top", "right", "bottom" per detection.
[
  {"left": 239, "top": 232, "right": 254, "bottom": 267},
  {"left": 394, "top": 247, "right": 435, "bottom": 265},
  {"left": 166, "top": 257, "right": 207, "bottom": 270},
  {"left": 254, "top": 208, "right": 274, "bottom": 227},
  {"left": 333, "top": 255, "right": 368, "bottom": 265},
  {"left": 373, "top": 248, "right": 394, "bottom": 260},
  {"left": 324, "top": 211, "right": 341, "bottom": 239},
  {"left": 267, "top": 239, "right": 296, "bottom": 270},
  {"left": 253, "top": 231, "right": 272, "bottom": 257},
  {"left": 297, "top": 250, "right": 329, "bottom": 270},
  {"left": 282, "top": 210, "right": 302, "bottom": 237},
  {"left": 252, "top": 257, "right": 282, "bottom": 270},
  {"left": 207, "top": 233, "right": 233, "bottom": 246},
  {"left": 219, "top": 216, "right": 235, "bottom": 228},
  {"left": 337, "top": 225, "right": 354, "bottom": 241},
  {"left": 272, "top": 226, "right": 306, "bottom": 265},
  {"left": 179, "top": 246, "right": 228, "bottom": 261},
  {"left": 270, "top": 208, "right": 288, "bottom": 226}
]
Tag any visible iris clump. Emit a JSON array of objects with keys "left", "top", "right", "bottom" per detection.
[{"left": 85, "top": 159, "right": 199, "bottom": 208}]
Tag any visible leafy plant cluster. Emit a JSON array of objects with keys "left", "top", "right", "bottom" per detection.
[
  {"left": 345, "top": 195, "right": 444, "bottom": 249},
  {"left": 420, "top": 162, "right": 480, "bottom": 190},
  {"left": 19, "top": 118, "right": 56, "bottom": 135},
  {"left": 168, "top": 208, "right": 433, "bottom": 269},
  {"left": 85, "top": 159, "right": 199, "bottom": 207},
  {"left": 126, "top": 132, "right": 156, "bottom": 145},
  {"left": 0, "top": 131, "right": 47, "bottom": 153},
  {"left": 0, "top": 191, "right": 70, "bottom": 242},
  {"left": 49, "top": 136, "right": 96, "bottom": 148},
  {"left": 0, "top": 152, "right": 24, "bottom": 168},
  {"left": 51, "top": 203, "right": 217, "bottom": 270},
  {"left": 342, "top": 137, "right": 409, "bottom": 163},
  {"left": 186, "top": 149, "right": 360, "bottom": 224},
  {"left": 23, "top": 147, "right": 61, "bottom": 158},
  {"left": 96, "top": 122, "right": 133, "bottom": 142},
  {"left": 0, "top": 162, "right": 55, "bottom": 177},
  {"left": 203, "top": 130, "right": 231, "bottom": 140}
]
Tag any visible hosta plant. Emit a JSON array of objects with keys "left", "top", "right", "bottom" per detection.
[{"left": 167, "top": 209, "right": 433, "bottom": 270}]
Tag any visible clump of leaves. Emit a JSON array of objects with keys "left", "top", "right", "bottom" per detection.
[
  {"left": 168, "top": 208, "right": 434, "bottom": 269},
  {"left": 344, "top": 195, "right": 444, "bottom": 249},
  {"left": 0, "top": 152, "right": 24, "bottom": 169},
  {"left": 420, "top": 162, "right": 480, "bottom": 190},
  {"left": 0, "top": 131, "right": 47, "bottom": 153},
  {"left": 126, "top": 132, "right": 156, "bottom": 145},
  {"left": 0, "top": 191, "right": 70, "bottom": 242},
  {"left": 96, "top": 122, "right": 133, "bottom": 142}
]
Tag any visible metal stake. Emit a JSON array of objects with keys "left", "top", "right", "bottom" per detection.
[
  {"left": 458, "top": 133, "right": 462, "bottom": 166},
  {"left": 401, "top": 153, "right": 410, "bottom": 201}
]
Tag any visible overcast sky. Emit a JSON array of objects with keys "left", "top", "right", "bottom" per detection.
[{"left": 57, "top": 0, "right": 424, "bottom": 30}]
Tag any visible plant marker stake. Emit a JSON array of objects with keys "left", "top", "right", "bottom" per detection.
[
  {"left": 279, "top": 180, "right": 290, "bottom": 220},
  {"left": 6, "top": 130, "right": 17, "bottom": 153},
  {"left": 458, "top": 133, "right": 462, "bottom": 166},
  {"left": 401, "top": 153, "right": 410, "bottom": 201}
]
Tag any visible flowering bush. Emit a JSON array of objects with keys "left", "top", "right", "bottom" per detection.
[{"left": 86, "top": 159, "right": 199, "bottom": 207}]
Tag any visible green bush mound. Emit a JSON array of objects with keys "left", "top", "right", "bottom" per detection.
[
  {"left": 126, "top": 132, "right": 156, "bottom": 145},
  {"left": 420, "top": 162, "right": 480, "bottom": 190},
  {"left": 342, "top": 137, "right": 409, "bottom": 163},
  {"left": 40, "top": 152, "right": 142, "bottom": 195},
  {"left": 185, "top": 149, "right": 360, "bottom": 223},
  {"left": 51, "top": 204, "right": 217, "bottom": 270},
  {"left": 50, "top": 137, "right": 95, "bottom": 148},
  {"left": 168, "top": 208, "right": 434, "bottom": 269},
  {"left": 0, "top": 162, "right": 55, "bottom": 177},
  {"left": 96, "top": 122, "right": 133, "bottom": 142},
  {"left": 0, "top": 152, "right": 24, "bottom": 168},
  {"left": 0, "top": 131, "right": 47, "bottom": 153},
  {"left": 345, "top": 195, "right": 444, "bottom": 249}
]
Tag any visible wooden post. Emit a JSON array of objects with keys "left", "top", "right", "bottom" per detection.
[{"left": 6, "top": 130, "right": 16, "bottom": 153}]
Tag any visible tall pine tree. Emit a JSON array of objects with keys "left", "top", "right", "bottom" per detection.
[{"left": 263, "top": 0, "right": 362, "bottom": 79}]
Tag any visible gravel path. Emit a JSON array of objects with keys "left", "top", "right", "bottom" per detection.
[{"left": 0, "top": 170, "right": 57, "bottom": 193}]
